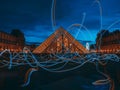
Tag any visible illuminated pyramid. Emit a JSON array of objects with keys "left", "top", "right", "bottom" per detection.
[{"left": 33, "top": 27, "right": 88, "bottom": 54}]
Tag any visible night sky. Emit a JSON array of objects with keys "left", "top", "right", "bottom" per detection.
[{"left": 0, "top": 0, "right": 120, "bottom": 44}]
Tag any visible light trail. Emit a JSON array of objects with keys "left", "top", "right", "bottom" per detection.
[
  {"left": 51, "top": 0, "right": 56, "bottom": 31},
  {"left": 0, "top": 48, "right": 119, "bottom": 88}
]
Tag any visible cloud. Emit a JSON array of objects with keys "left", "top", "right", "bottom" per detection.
[
  {"left": 23, "top": 25, "right": 53, "bottom": 42},
  {"left": 0, "top": 0, "right": 120, "bottom": 43}
]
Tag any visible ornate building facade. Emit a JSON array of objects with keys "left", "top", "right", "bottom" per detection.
[
  {"left": 96, "top": 30, "right": 120, "bottom": 53},
  {"left": 0, "top": 30, "right": 25, "bottom": 52}
]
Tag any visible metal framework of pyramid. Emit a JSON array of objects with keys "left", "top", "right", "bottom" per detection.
[{"left": 33, "top": 27, "right": 88, "bottom": 54}]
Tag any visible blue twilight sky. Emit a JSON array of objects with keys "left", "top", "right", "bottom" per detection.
[{"left": 0, "top": 0, "right": 120, "bottom": 44}]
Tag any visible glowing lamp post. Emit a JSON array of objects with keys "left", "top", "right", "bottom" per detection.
[{"left": 86, "top": 42, "right": 90, "bottom": 51}]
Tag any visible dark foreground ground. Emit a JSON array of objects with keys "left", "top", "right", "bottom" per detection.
[{"left": 0, "top": 61, "right": 120, "bottom": 90}]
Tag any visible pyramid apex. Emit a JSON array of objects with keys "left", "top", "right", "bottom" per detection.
[
  {"left": 54, "top": 26, "right": 66, "bottom": 34},
  {"left": 57, "top": 26, "right": 67, "bottom": 32}
]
